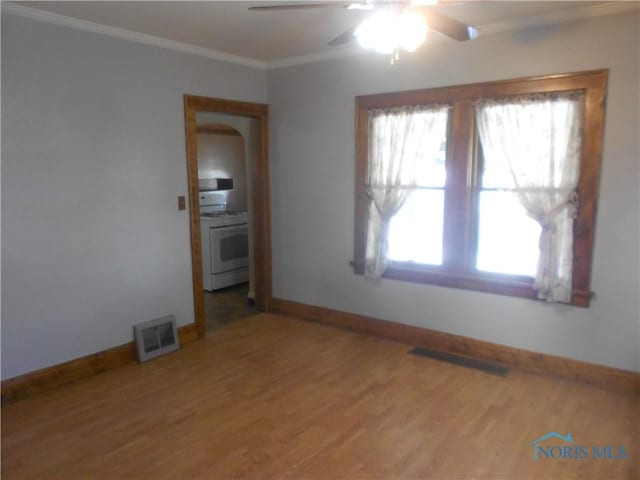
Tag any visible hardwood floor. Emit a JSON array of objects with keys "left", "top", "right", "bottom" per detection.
[{"left": 2, "top": 314, "right": 638, "bottom": 479}]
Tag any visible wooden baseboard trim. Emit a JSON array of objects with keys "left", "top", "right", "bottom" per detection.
[
  {"left": 272, "top": 298, "right": 640, "bottom": 395},
  {"left": 1, "top": 323, "right": 199, "bottom": 405}
]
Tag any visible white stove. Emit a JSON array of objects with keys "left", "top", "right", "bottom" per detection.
[
  {"left": 201, "top": 210, "right": 248, "bottom": 227},
  {"left": 199, "top": 192, "right": 249, "bottom": 291}
]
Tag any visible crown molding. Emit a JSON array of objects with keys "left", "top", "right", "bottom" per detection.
[
  {"left": 2, "top": 1, "right": 637, "bottom": 71},
  {"left": 1, "top": 2, "right": 268, "bottom": 70}
]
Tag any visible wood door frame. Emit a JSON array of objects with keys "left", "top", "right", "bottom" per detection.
[{"left": 184, "top": 95, "right": 272, "bottom": 337}]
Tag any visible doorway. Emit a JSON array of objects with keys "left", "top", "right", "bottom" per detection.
[
  {"left": 183, "top": 95, "right": 272, "bottom": 337},
  {"left": 204, "top": 283, "right": 256, "bottom": 331}
]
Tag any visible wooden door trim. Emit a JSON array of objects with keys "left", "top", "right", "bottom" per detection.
[{"left": 184, "top": 95, "right": 272, "bottom": 337}]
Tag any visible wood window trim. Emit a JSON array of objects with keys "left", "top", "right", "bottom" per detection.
[{"left": 353, "top": 70, "right": 608, "bottom": 307}]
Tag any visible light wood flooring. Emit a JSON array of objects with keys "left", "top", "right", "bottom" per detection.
[{"left": 2, "top": 313, "right": 638, "bottom": 479}]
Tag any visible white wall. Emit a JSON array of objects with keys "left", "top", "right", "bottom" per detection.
[
  {"left": 1, "top": 13, "right": 267, "bottom": 379},
  {"left": 267, "top": 12, "right": 640, "bottom": 372},
  {"left": 197, "top": 133, "right": 248, "bottom": 212}
]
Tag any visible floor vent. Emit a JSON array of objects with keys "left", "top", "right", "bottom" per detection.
[
  {"left": 409, "top": 347, "right": 510, "bottom": 377},
  {"left": 134, "top": 315, "right": 180, "bottom": 362}
]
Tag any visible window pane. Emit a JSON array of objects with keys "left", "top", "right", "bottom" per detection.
[
  {"left": 480, "top": 145, "right": 516, "bottom": 189},
  {"left": 388, "top": 189, "right": 444, "bottom": 266},
  {"left": 480, "top": 96, "right": 583, "bottom": 190},
  {"left": 369, "top": 107, "right": 448, "bottom": 188},
  {"left": 476, "top": 191, "right": 541, "bottom": 276},
  {"left": 414, "top": 137, "right": 447, "bottom": 188},
  {"left": 481, "top": 155, "right": 514, "bottom": 189}
]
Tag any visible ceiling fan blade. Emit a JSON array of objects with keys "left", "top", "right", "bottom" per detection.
[
  {"left": 249, "top": 3, "right": 355, "bottom": 11},
  {"left": 328, "top": 25, "right": 358, "bottom": 46},
  {"left": 412, "top": 6, "right": 479, "bottom": 41}
]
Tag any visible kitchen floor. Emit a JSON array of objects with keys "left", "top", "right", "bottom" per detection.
[{"left": 204, "top": 282, "right": 256, "bottom": 331}]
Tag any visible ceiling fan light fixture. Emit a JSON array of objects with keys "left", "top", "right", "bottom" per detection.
[
  {"left": 355, "top": 10, "right": 396, "bottom": 54},
  {"left": 354, "top": 10, "right": 427, "bottom": 55},
  {"left": 399, "top": 11, "right": 428, "bottom": 52}
]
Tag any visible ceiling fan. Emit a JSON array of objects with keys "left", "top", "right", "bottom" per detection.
[{"left": 249, "top": 1, "right": 479, "bottom": 61}]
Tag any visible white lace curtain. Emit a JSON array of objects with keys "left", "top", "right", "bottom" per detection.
[
  {"left": 475, "top": 92, "right": 584, "bottom": 302},
  {"left": 365, "top": 105, "right": 448, "bottom": 277}
]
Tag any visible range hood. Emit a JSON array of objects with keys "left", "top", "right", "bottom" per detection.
[{"left": 198, "top": 178, "right": 234, "bottom": 191}]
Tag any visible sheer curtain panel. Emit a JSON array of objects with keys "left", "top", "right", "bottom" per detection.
[
  {"left": 475, "top": 92, "right": 584, "bottom": 302},
  {"left": 365, "top": 105, "right": 449, "bottom": 277}
]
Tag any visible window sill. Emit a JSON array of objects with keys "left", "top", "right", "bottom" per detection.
[{"left": 352, "top": 262, "right": 591, "bottom": 307}]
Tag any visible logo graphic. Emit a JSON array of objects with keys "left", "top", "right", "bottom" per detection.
[
  {"left": 530, "top": 432, "right": 627, "bottom": 461},
  {"left": 530, "top": 432, "right": 576, "bottom": 461}
]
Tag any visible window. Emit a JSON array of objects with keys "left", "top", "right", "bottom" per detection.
[{"left": 353, "top": 70, "right": 608, "bottom": 306}]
